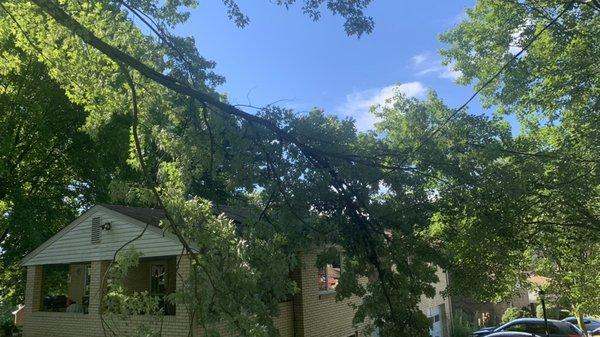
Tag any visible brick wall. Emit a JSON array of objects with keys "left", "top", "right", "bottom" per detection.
[
  {"left": 452, "top": 288, "right": 531, "bottom": 326},
  {"left": 24, "top": 265, "right": 42, "bottom": 314},
  {"left": 122, "top": 256, "right": 177, "bottom": 295},
  {"left": 293, "top": 249, "right": 363, "bottom": 337}
]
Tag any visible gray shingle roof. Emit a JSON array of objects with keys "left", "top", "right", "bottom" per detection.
[
  {"left": 99, "top": 204, "right": 166, "bottom": 227},
  {"left": 99, "top": 203, "right": 251, "bottom": 226}
]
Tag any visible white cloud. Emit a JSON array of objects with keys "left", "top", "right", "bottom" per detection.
[
  {"left": 337, "top": 82, "right": 427, "bottom": 131},
  {"left": 416, "top": 67, "right": 437, "bottom": 76},
  {"left": 412, "top": 52, "right": 463, "bottom": 81},
  {"left": 412, "top": 53, "right": 428, "bottom": 66},
  {"left": 439, "top": 64, "right": 462, "bottom": 80}
]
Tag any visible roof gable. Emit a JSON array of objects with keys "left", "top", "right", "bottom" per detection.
[{"left": 21, "top": 205, "right": 183, "bottom": 266}]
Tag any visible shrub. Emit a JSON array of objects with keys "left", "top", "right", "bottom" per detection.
[
  {"left": 536, "top": 303, "right": 560, "bottom": 320},
  {"left": 502, "top": 307, "right": 531, "bottom": 323},
  {"left": 453, "top": 309, "right": 476, "bottom": 337},
  {"left": 0, "top": 303, "right": 18, "bottom": 337},
  {"left": 0, "top": 320, "right": 18, "bottom": 337}
]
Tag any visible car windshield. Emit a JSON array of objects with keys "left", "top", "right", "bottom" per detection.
[
  {"left": 566, "top": 317, "right": 599, "bottom": 325},
  {"left": 498, "top": 321, "right": 561, "bottom": 335}
]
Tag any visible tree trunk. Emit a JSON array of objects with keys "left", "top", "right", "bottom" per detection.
[{"left": 574, "top": 307, "right": 588, "bottom": 337}]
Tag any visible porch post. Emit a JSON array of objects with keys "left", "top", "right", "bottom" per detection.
[
  {"left": 175, "top": 254, "right": 195, "bottom": 333},
  {"left": 88, "top": 260, "right": 108, "bottom": 315},
  {"left": 24, "top": 265, "right": 43, "bottom": 313}
]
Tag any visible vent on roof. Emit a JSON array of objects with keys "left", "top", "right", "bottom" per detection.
[{"left": 91, "top": 217, "right": 101, "bottom": 244}]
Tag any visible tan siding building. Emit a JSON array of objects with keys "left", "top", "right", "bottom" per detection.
[{"left": 417, "top": 267, "right": 453, "bottom": 337}]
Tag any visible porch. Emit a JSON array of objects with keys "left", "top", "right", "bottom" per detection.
[
  {"left": 22, "top": 255, "right": 192, "bottom": 337},
  {"left": 33, "top": 256, "right": 177, "bottom": 315}
]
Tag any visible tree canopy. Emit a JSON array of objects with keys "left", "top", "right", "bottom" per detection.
[
  {"left": 0, "top": 1, "right": 440, "bottom": 336},
  {"left": 441, "top": 0, "right": 600, "bottom": 326},
  {"left": 0, "top": 38, "right": 138, "bottom": 309},
  {"left": 1, "top": 0, "right": 599, "bottom": 336}
]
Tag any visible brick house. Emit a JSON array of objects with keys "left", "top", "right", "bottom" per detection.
[
  {"left": 20, "top": 204, "right": 455, "bottom": 337},
  {"left": 19, "top": 204, "right": 370, "bottom": 337}
]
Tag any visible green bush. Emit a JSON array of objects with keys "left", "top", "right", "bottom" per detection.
[
  {"left": 0, "top": 302, "right": 22, "bottom": 337},
  {"left": 502, "top": 307, "right": 531, "bottom": 323},
  {"left": 0, "top": 321, "right": 18, "bottom": 337},
  {"left": 536, "top": 303, "right": 560, "bottom": 319},
  {"left": 0, "top": 305, "right": 14, "bottom": 337},
  {"left": 453, "top": 309, "right": 476, "bottom": 337}
]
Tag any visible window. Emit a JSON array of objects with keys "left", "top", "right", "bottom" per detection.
[
  {"left": 506, "top": 323, "right": 559, "bottom": 334},
  {"left": 527, "top": 323, "right": 560, "bottom": 335},
  {"left": 565, "top": 317, "right": 590, "bottom": 325},
  {"left": 149, "top": 263, "right": 175, "bottom": 315},
  {"left": 428, "top": 314, "right": 440, "bottom": 326},
  {"left": 318, "top": 253, "right": 341, "bottom": 292},
  {"left": 506, "top": 324, "right": 527, "bottom": 332},
  {"left": 150, "top": 264, "right": 166, "bottom": 295}
]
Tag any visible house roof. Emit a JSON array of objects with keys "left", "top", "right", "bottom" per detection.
[
  {"left": 99, "top": 203, "right": 250, "bottom": 226},
  {"left": 20, "top": 204, "right": 183, "bottom": 266},
  {"left": 98, "top": 204, "right": 166, "bottom": 227},
  {"left": 20, "top": 203, "right": 255, "bottom": 266},
  {"left": 214, "top": 204, "right": 251, "bottom": 223}
]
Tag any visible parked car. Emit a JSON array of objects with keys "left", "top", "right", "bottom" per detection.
[
  {"left": 561, "top": 317, "right": 600, "bottom": 332},
  {"left": 473, "top": 318, "right": 582, "bottom": 337},
  {"left": 486, "top": 332, "right": 542, "bottom": 337},
  {"left": 472, "top": 326, "right": 498, "bottom": 337}
]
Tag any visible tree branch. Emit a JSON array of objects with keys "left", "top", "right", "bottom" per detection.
[
  {"left": 27, "top": 0, "right": 414, "bottom": 326},
  {"left": 0, "top": 227, "right": 8, "bottom": 244}
]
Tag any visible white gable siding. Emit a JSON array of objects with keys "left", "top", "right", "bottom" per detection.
[{"left": 23, "top": 208, "right": 183, "bottom": 266}]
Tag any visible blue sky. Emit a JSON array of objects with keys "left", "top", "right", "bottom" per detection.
[{"left": 175, "top": 1, "right": 483, "bottom": 131}]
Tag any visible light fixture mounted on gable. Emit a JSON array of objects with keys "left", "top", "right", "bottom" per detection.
[{"left": 101, "top": 222, "right": 112, "bottom": 231}]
